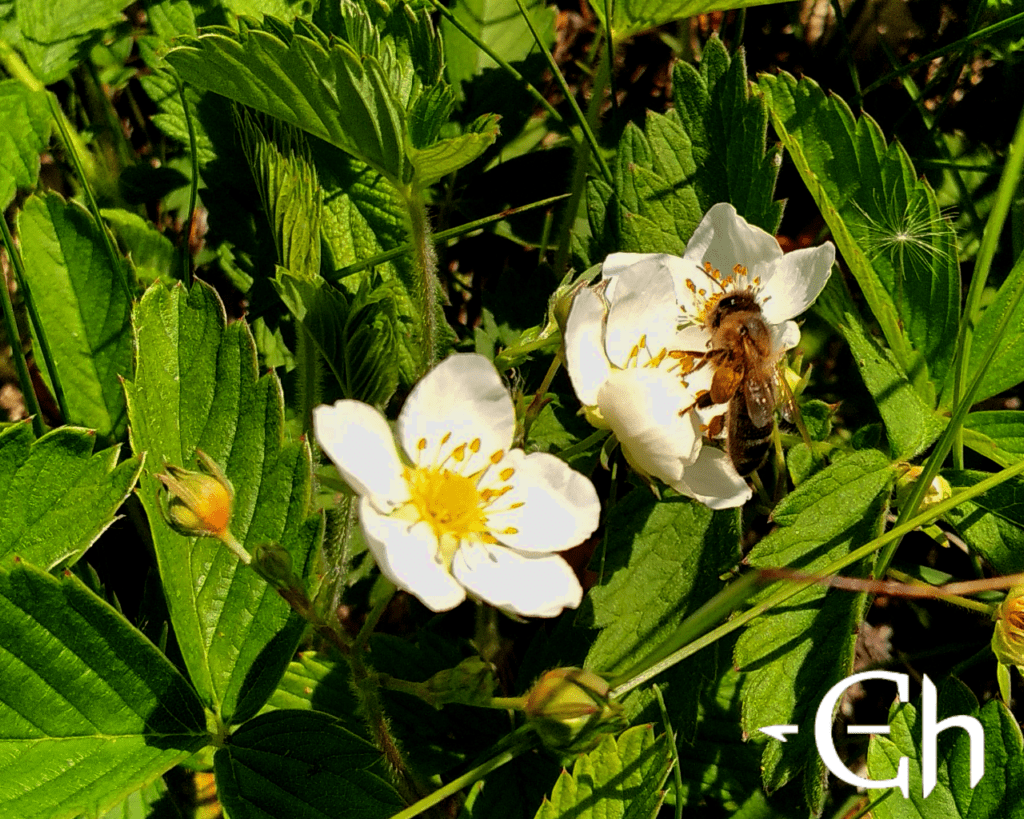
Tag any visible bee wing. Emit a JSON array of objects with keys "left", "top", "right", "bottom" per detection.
[
  {"left": 710, "top": 362, "right": 744, "bottom": 405},
  {"left": 743, "top": 371, "right": 776, "bottom": 429}
]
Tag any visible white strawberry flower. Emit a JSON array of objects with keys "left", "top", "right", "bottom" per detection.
[
  {"left": 313, "top": 353, "right": 600, "bottom": 618},
  {"left": 563, "top": 254, "right": 752, "bottom": 508},
  {"left": 673, "top": 202, "right": 835, "bottom": 356}
]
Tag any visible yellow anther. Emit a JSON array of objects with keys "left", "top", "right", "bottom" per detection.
[
  {"left": 500, "top": 467, "right": 515, "bottom": 481},
  {"left": 441, "top": 432, "right": 451, "bottom": 444},
  {"left": 502, "top": 527, "right": 519, "bottom": 535},
  {"left": 490, "top": 450, "right": 504, "bottom": 464},
  {"left": 733, "top": 264, "right": 748, "bottom": 276},
  {"left": 753, "top": 276, "right": 761, "bottom": 285},
  {"left": 453, "top": 444, "right": 466, "bottom": 462},
  {"left": 638, "top": 334, "right": 647, "bottom": 348},
  {"left": 509, "top": 501, "right": 525, "bottom": 509},
  {"left": 417, "top": 438, "right": 427, "bottom": 451},
  {"left": 698, "top": 289, "right": 706, "bottom": 296},
  {"left": 470, "top": 438, "right": 481, "bottom": 453}
]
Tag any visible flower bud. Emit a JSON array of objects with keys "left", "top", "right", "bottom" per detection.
[
  {"left": 253, "top": 542, "right": 297, "bottom": 587},
  {"left": 524, "top": 668, "right": 623, "bottom": 753},
  {"left": 157, "top": 450, "right": 234, "bottom": 540},
  {"left": 421, "top": 657, "right": 497, "bottom": 708},
  {"left": 895, "top": 465, "right": 952, "bottom": 514},
  {"left": 992, "top": 587, "right": 1024, "bottom": 668}
]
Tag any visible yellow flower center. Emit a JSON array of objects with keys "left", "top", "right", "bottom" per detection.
[{"left": 405, "top": 466, "right": 490, "bottom": 544}]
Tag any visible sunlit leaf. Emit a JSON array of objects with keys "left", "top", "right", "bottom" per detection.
[
  {"left": 0, "top": 561, "right": 209, "bottom": 819},
  {"left": 672, "top": 36, "right": 782, "bottom": 234},
  {"left": 962, "top": 411, "right": 1024, "bottom": 468},
  {"left": 759, "top": 72, "right": 959, "bottom": 407},
  {"left": 0, "top": 80, "right": 50, "bottom": 211},
  {"left": 18, "top": 192, "right": 134, "bottom": 441},
  {"left": 591, "top": 0, "right": 784, "bottom": 43},
  {"left": 736, "top": 450, "right": 894, "bottom": 808},
  {"left": 816, "top": 273, "right": 944, "bottom": 459},
  {"left": 125, "top": 281, "right": 322, "bottom": 725},
  {"left": 585, "top": 491, "right": 739, "bottom": 739},
  {"left": 534, "top": 725, "right": 672, "bottom": 819},
  {"left": 941, "top": 469, "right": 1024, "bottom": 575},
  {"left": 0, "top": 423, "right": 141, "bottom": 569}
]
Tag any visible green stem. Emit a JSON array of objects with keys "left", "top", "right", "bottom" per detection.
[
  {"left": 295, "top": 323, "right": 322, "bottom": 440},
  {"left": 330, "top": 194, "right": 570, "bottom": 281},
  {"left": 0, "top": 219, "right": 44, "bottom": 437},
  {"left": 610, "top": 456, "right": 1024, "bottom": 698},
  {"left": 354, "top": 582, "right": 396, "bottom": 653},
  {"left": 388, "top": 728, "right": 535, "bottom": 819},
  {"left": 878, "top": 243, "right": 1024, "bottom": 577},
  {"left": 511, "top": 0, "right": 612, "bottom": 186},
  {"left": 551, "top": 428, "right": 610, "bottom": 462},
  {"left": 403, "top": 186, "right": 439, "bottom": 373},
  {"left": 951, "top": 102, "right": 1024, "bottom": 466},
  {"left": 860, "top": 12, "right": 1024, "bottom": 96},
  {"left": 176, "top": 74, "right": 200, "bottom": 285},
  {"left": 522, "top": 351, "right": 562, "bottom": 442}
]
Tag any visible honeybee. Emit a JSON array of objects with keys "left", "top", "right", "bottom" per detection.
[{"left": 690, "top": 289, "right": 777, "bottom": 476}]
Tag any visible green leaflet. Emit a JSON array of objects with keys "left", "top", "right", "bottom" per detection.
[
  {"left": 0, "top": 80, "right": 50, "bottom": 211},
  {"left": 262, "top": 651, "right": 360, "bottom": 729},
  {"left": 101, "top": 207, "right": 177, "bottom": 282},
  {"left": 867, "top": 678, "right": 1024, "bottom": 817},
  {"left": 98, "top": 777, "right": 175, "bottom": 819},
  {"left": 584, "top": 491, "right": 739, "bottom": 740},
  {"left": 17, "top": 192, "right": 134, "bottom": 441},
  {"left": 735, "top": 450, "right": 894, "bottom": 808},
  {"left": 759, "top": 72, "right": 960, "bottom": 407},
  {"left": 533, "top": 724, "right": 672, "bottom": 819},
  {"left": 0, "top": 423, "right": 142, "bottom": 569},
  {"left": 124, "top": 281, "right": 323, "bottom": 725},
  {"left": 316, "top": 142, "right": 435, "bottom": 385},
  {"left": 12, "top": 0, "right": 132, "bottom": 83},
  {"left": 962, "top": 410, "right": 1024, "bottom": 468},
  {"left": 0, "top": 561, "right": 209, "bottom": 819},
  {"left": 592, "top": 114, "right": 702, "bottom": 257},
  {"left": 214, "top": 710, "right": 403, "bottom": 819},
  {"left": 941, "top": 469, "right": 1024, "bottom": 575},
  {"left": 590, "top": 0, "right": 783, "bottom": 43},
  {"left": 816, "top": 272, "right": 944, "bottom": 460},
  {"left": 440, "top": 0, "right": 556, "bottom": 94},
  {"left": 273, "top": 269, "right": 399, "bottom": 407},
  {"left": 164, "top": 14, "right": 497, "bottom": 188},
  {"left": 671, "top": 36, "right": 782, "bottom": 234}
]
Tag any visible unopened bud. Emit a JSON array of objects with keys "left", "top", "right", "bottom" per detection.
[
  {"left": 992, "top": 587, "right": 1024, "bottom": 668},
  {"left": 157, "top": 450, "right": 234, "bottom": 540},
  {"left": 895, "top": 465, "right": 951, "bottom": 514},
  {"left": 254, "top": 542, "right": 297, "bottom": 587},
  {"left": 524, "top": 668, "right": 623, "bottom": 753}
]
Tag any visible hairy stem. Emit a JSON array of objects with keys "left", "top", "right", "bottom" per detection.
[{"left": 404, "top": 186, "right": 439, "bottom": 373}]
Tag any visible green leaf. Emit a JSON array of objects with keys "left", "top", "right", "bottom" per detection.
[
  {"left": 962, "top": 411, "right": 1024, "bottom": 468},
  {"left": 165, "top": 16, "right": 412, "bottom": 183},
  {"left": 591, "top": 0, "right": 784, "bottom": 43},
  {"left": 214, "top": 710, "right": 404, "bottom": 819},
  {"left": 124, "top": 281, "right": 323, "bottom": 724},
  {"left": 17, "top": 192, "right": 134, "bottom": 440},
  {"left": 410, "top": 118, "right": 501, "bottom": 186},
  {"left": 441, "top": 0, "right": 556, "bottom": 92},
  {"left": 671, "top": 36, "right": 782, "bottom": 234},
  {"left": 101, "top": 208, "right": 177, "bottom": 281},
  {"left": 941, "top": 469, "right": 1024, "bottom": 575},
  {"left": 584, "top": 491, "right": 739, "bottom": 739},
  {"left": 0, "top": 80, "right": 50, "bottom": 211},
  {"left": 262, "top": 651, "right": 360, "bottom": 725},
  {"left": 272, "top": 269, "right": 399, "bottom": 406},
  {"left": 315, "top": 143, "right": 430, "bottom": 386},
  {"left": 960, "top": 248, "right": 1024, "bottom": 404},
  {"left": 816, "top": 273, "right": 944, "bottom": 459},
  {"left": 0, "top": 560, "right": 209, "bottom": 819},
  {"left": 0, "top": 423, "right": 142, "bottom": 569},
  {"left": 735, "top": 450, "right": 894, "bottom": 805},
  {"left": 534, "top": 724, "right": 672, "bottom": 819},
  {"left": 99, "top": 777, "right": 180, "bottom": 819},
  {"left": 867, "top": 678, "right": 1024, "bottom": 817},
  {"left": 13, "top": 0, "right": 132, "bottom": 83},
  {"left": 759, "top": 72, "right": 959, "bottom": 406},
  {"left": 592, "top": 115, "right": 702, "bottom": 256}
]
